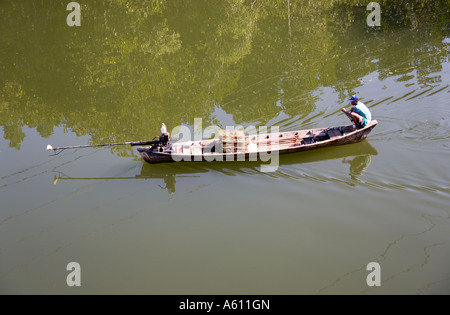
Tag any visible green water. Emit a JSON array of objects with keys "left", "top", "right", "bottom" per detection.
[{"left": 1, "top": 0, "right": 449, "bottom": 294}]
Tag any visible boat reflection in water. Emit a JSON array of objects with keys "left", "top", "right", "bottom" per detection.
[{"left": 54, "top": 141, "right": 377, "bottom": 194}]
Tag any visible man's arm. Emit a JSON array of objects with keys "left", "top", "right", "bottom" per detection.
[{"left": 341, "top": 107, "right": 352, "bottom": 117}]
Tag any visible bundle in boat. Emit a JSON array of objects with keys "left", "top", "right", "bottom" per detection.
[{"left": 219, "top": 129, "right": 245, "bottom": 152}]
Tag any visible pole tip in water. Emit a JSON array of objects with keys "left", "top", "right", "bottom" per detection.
[{"left": 47, "top": 145, "right": 53, "bottom": 151}]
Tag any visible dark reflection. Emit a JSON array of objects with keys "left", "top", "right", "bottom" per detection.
[
  {"left": 343, "top": 155, "right": 372, "bottom": 177},
  {"left": 139, "top": 163, "right": 206, "bottom": 195},
  {"left": 275, "top": 140, "right": 377, "bottom": 168},
  {"left": 158, "top": 174, "right": 176, "bottom": 195},
  {"left": 54, "top": 141, "right": 377, "bottom": 193}
]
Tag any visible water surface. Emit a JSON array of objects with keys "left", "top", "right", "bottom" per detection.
[{"left": 1, "top": 0, "right": 449, "bottom": 294}]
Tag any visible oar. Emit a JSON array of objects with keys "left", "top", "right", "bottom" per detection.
[{"left": 46, "top": 139, "right": 161, "bottom": 154}]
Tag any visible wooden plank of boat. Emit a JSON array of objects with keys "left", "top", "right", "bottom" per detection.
[{"left": 137, "top": 120, "right": 378, "bottom": 164}]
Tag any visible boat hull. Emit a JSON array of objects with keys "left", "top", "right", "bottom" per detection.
[{"left": 137, "top": 120, "right": 378, "bottom": 164}]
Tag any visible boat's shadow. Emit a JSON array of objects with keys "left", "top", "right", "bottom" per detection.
[
  {"left": 54, "top": 141, "right": 377, "bottom": 193},
  {"left": 138, "top": 140, "right": 378, "bottom": 191}
]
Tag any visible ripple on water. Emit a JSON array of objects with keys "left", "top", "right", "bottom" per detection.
[{"left": 403, "top": 119, "right": 450, "bottom": 143}]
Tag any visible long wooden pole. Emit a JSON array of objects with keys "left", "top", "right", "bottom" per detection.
[{"left": 46, "top": 140, "right": 160, "bottom": 152}]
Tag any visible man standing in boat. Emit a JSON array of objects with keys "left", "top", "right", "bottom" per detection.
[{"left": 341, "top": 95, "right": 372, "bottom": 129}]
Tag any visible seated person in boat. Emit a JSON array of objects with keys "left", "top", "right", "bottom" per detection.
[{"left": 341, "top": 95, "right": 372, "bottom": 129}]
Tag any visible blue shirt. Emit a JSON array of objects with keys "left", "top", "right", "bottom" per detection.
[{"left": 352, "top": 101, "right": 372, "bottom": 126}]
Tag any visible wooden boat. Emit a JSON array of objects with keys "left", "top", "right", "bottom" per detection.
[{"left": 137, "top": 120, "right": 378, "bottom": 164}]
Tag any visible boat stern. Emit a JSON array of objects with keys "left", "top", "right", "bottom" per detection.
[{"left": 137, "top": 146, "right": 174, "bottom": 164}]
